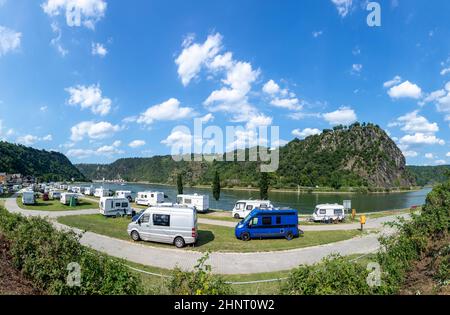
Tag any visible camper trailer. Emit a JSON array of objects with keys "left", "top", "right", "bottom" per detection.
[
  {"left": 22, "top": 191, "right": 36, "bottom": 205},
  {"left": 115, "top": 190, "right": 133, "bottom": 202},
  {"left": 71, "top": 186, "right": 82, "bottom": 194},
  {"left": 49, "top": 190, "right": 62, "bottom": 200},
  {"left": 60, "top": 193, "right": 78, "bottom": 205},
  {"left": 127, "top": 205, "right": 198, "bottom": 248},
  {"left": 312, "top": 204, "right": 346, "bottom": 222},
  {"left": 135, "top": 191, "right": 164, "bottom": 206},
  {"left": 94, "top": 188, "right": 111, "bottom": 198},
  {"left": 176, "top": 194, "right": 209, "bottom": 212},
  {"left": 83, "top": 187, "right": 94, "bottom": 196},
  {"left": 231, "top": 200, "right": 274, "bottom": 219},
  {"left": 99, "top": 197, "right": 133, "bottom": 217}
]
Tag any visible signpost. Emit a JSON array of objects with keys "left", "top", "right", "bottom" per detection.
[{"left": 343, "top": 200, "right": 351, "bottom": 217}]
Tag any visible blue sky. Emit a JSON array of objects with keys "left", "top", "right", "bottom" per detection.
[{"left": 0, "top": 0, "right": 449, "bottom": 166}]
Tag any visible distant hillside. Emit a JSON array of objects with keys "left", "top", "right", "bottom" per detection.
[
  {"left": 407, "top": 165, "right": 450, "bottom": 186},
  {"left": 77, "top": 123, "right": 416, "bottom": 189},
  {"left": 0, "top": 141, "right": 86, "bottom": 182}
]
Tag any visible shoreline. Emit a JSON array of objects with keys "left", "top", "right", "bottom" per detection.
[{"left": 91, "top": 181, "right": 425, "bottom": 195}]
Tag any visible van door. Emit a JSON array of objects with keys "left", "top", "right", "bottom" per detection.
[
  {"left": 138, "top": 213, "right": 152, "bottom": 240},
  {"left": 150, "top": 213, "right": 171, "bottom": 243},
  {"left": 243, "top": 204, "right": 254, "bottom": 218}
]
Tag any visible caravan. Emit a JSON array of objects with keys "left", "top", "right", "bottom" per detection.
[
  {"left": 232, "top": 200, "right": 274, "bottom": 219},
  {"left": 49, "top": 190, "right": 62, "bottom": 200},
  {"left": 135, "top": 191, "right": 164, "bottom": 206},
  {"left": 176, "top": 194, "right": 209, "bottom": 212},
  {"left": 115, "top": 190, "right": 133, "bottom": 202},
  {"left": 83, "top": 187, "right": 94, "bottom": 196},
  {"left": 22, "top": 191, "right": 36, "bottom": 205},
  {"left": 94, "top": 188, "right": 111, "bottom": 198},
  {"left": 99, "top": 197, "right": 133, "bottom": 217},
  {"left": 61, "top": 193, "right": 78, "bottom": 205},
  {"left": 127, "top": 205, "right": 198, "bottom": 248},
  {"left": 312, "top": 204, "right": 346, "bottom": 222}
]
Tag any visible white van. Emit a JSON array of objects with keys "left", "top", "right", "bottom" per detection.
[
  {"left": 127, "top": 206, "right": 198, "bottom": 248},
  {"left": 61, "top": 193, "right": 78, "bottom": 205},
  {"left": 312, "top": 204, "right": 346, "bottom": 222},
  {"left": 231, "top": 200, "right": 274, "bottom": 219},
  {"left": 99, "top": 197, "right": 133, "bottom": 217},
  {"left": 83, "top": 187, "right": 94, "bottom": 196},
  {"left": 94, "top": 188, "right": 111, "bottom": 198},
  {"left": 116, "top": 190, "right": 133, "bottom": 202},
  {"left": 176, "top": 194, "right": 209, "bottom": 212},
  {"left": 22, "top": 191, "right": 36, "bottom": 205},
  {"left": 49, "top": 190, "right": 62, "bottom": 200},
  {"left": 135, "top": 191, "right": 164, "bottom": 206}
]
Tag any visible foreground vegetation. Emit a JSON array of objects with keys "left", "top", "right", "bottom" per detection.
[
  {"left": 16, "top": 197, "right": 98, "bottom": 211},
  {"left": 57, "top": 214, "right": 362, "bottom": 252}
]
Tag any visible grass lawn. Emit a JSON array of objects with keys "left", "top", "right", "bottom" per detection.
[
  {"left": 17, "top": 197, "right": 98, "bottom": 211},
  {"left": 58, "top": 214, "right": 363, "bottom": 253},
  {"left": 0, "top": 199, "right": 5, "bottom": 208}
]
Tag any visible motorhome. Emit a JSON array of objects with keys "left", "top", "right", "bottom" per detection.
[
  {"left": 235, "top": 208, "right": 301, "bottom": 241},
  {"left": 71, "top": 186, "right": 82, "bottom": 194},
  {"left": 22, "top": 191, "right": 36, "bottom": 205},
  {"left": 127, "top": 205, "right": 198, "bottom": 248},
  {"left": 115, "top": 190, "right": 133, "bottom": 202},
  {"left": 135, "top": 191, "right": 164, "bottom": 206},
  {"left": 60, "top": 193, "right": 78, "bottom": 205},
  {"left": 176, "top": 194, "right": 209, "bottom": 212},
  {"left": 231, "top": 200, "right": 274, "bottom": 219},
  {"left": 312, "top": 204, "right": 346, "bottom": 222},
  {"left": 99, "top": 197, "right": 133, "bottom": 217},
  {"left": 94, "top": 188, "right": 111, "bottom": 198},
  {"left": 61, "top": 184, "right": 68, "bottom": 190},
  {"left": 49, "top": 190, "right": 62, "bottom": 200},
  {"left": 83, "top": 187, "right": 94, "bottom": 196}
]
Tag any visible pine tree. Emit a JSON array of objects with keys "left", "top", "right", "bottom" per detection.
[
  {"left": 213, "top": 170, "right": 221, "bottom": 201},
  {"left": 177, "top": 173, "right": 183, "bottom": 195},
  {"left": 259, "top": 172, "right": 269, "bottom": 200}
]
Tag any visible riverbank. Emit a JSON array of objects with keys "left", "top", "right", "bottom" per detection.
[{"left": 88, "top": 181, "right": 424, "bottom": 195}]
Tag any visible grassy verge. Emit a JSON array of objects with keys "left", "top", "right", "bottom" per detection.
[
  {"left": 16, "top": 197, "right": 98, "bottom": 211},
  {"left": 58, "top": 214, "right": 363, "bottom": 253}
]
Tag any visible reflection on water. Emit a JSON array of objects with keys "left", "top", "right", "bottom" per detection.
[{"left": 83, "top": 182, "right": 431, "bottom": 214}]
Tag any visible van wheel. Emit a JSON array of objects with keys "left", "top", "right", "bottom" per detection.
[
  {"left": 234, "top": 214, "right": 240, "bottom": 219},
  {"left": 285, "top": 231, "right": 294, "bottom": 241},
  {"left": 241, "top": 232, "right": 251, "bottom": 241},
  {"left": 174, "top": 237, "right": 185, "bottom": 248},
  {"left": 131, "top": 231, "right": 140, "bottom": 241}
]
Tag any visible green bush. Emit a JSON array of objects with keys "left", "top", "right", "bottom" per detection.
[
  {"left": 0, "top": 207, "right": 143, "bottom": 295},
  {"left": 168, "top": 253, "right": 233, "bottom": 295}
]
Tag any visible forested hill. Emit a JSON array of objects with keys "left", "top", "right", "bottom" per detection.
[
  {"left": 77, "top": 123, "right": 416, "bottom": 189},
  {"left": 406, "top": 165, "right": 450, "bottom": 186},
  {"left": 0, "top": 141, "right": 86, "bottom": 182}
]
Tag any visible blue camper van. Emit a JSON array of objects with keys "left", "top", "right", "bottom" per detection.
[{"left": 235, "top": 208, "right": 301, "bottom": 241}]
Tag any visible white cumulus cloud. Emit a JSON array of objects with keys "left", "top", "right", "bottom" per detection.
[
  {"left": 70, "top": 121, "right": 121, "bottom": 142},
  {"left": 331, "top": 0, "right": 353, "bottom": 17},
  {"left": 388, "top": 80, "right": 422, "bottom": 99},
  {"left": 323, "top": 107, "right": 357, "bottom": 125},
  {"left": 91, "top": 42, "right": 107, "bottom": 57},
  {"left": 137, "top": 98, "right": 194, "bottom": 125},
  {"left": 292, "top": 128, "right": 322, "bottom": 139},
  {"left": 0, "top": 25, "right": 21, "bottom": 57},
  {"left": 129, "top": 140, "right": 146, "bottom": 148},
  {"left": 66, "top": 84, "right": 112, "bottom": 116}
]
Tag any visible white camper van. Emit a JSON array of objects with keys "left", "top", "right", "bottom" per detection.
[
  {"left": 231, "top": 200, "right": 274, "bottom": 219},
  {"left": 115, "top": 190, "right": 133, "bottom": 202},
  {"left": 94, "top": 188, "right": 111, "bottom": 198},
  {"left": 99, "top": 197, "right": 133, "bottom": 217},
  {"left": 49, "top": 190, "right": 62, "bottom": 200},
  {"left": 60, "top": 193, "right": 78, "bottom": 205},
  {"left": 135, "top": 191, "right": 164, "bottom": 206},
  {"left": 22, "top": 191, "right": 36, "bottom": 205},
  {"left": 83, "top": 187, "right": 94, "bottom": 196},
  {"left": 312, "top": 204, "right": 346, "bottom": 222},
  {"left": 127, "top": 206, "right": 198, "bottom": 248},
  {"left": 176, "top": 194, "right": 209, "bottom": 212}
]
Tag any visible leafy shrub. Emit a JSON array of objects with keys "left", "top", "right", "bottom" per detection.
[
  {"left": 168, "top": 252, "right": 233, "bottom": 295},
  {"left": 0, "top": 207, "right": 143, "bottom": 295}
]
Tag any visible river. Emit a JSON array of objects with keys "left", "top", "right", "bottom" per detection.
[{"left": 81, "top": 182, "right": 431, "bottom": 214}]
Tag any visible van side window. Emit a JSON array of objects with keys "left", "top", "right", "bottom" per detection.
[
  {"left": 319, "top": 209, "right": 326, "bottom": 214},
  {"left": 334, "top": 209, "right": 343, "bottom": 215},
  {"left": 246, "top": 205, "right": 253, "bottom": 211},
  {"left": 185, "top": 198, "right": 192, "bottom": 204},
  {"left": 236, "top": 202, "right": 245, "bottom": 210},
  {"left": 151, "top": 194, "right": 154, "bottom": 198},
  {"left": 141, "top": 214, "right": 150, "bottom": 223},
  {"left": 276, "top": 216, "right": 281, "bottom": 225},
  {"left": 250, "top": 217, "right": 258, "bottom": 226},
  {"left": 153, "top": 214, "right": 170, "bottom": 227},
  {"left": 262, "top": 217, "right": 271, "bottom": 225},
  {"left": 122, "top": 202, "right": 128, "bottom": 208},
  {"left": 115, "top": 202, "right": 121, "bottom": 207}
]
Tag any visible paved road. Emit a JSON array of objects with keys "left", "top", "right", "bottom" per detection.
[{"left": 3, "top": 196, "right": 399, "bottom": 274}]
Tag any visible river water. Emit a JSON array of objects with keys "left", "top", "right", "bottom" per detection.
[{"left": 81, "top": 182, "right": 431, "bottom": 214}]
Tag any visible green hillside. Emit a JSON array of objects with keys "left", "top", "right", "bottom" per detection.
[{"left": 407, "top": 165, "right": 450, "bottom": 186}]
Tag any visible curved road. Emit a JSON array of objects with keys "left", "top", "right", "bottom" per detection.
[{"left": 3, "top": 196, "right": 403, "bottom": 274}]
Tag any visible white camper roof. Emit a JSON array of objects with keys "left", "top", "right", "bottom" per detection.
[{"left": 315, "top": 204, "right": 345, "bottom": 209}]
